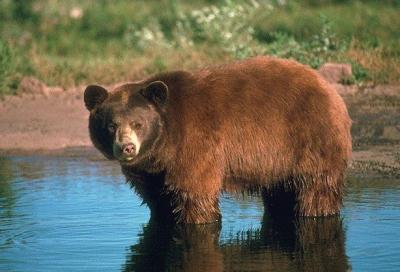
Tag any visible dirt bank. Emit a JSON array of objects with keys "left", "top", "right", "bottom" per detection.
[{"left": 0, "top": 87, "right": 90, "bottom": 153}]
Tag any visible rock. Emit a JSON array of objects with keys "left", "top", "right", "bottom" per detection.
[
  {"left": 318, "top": 63, "right": 352, "bottom": 84},
  {"left": 18, "top": 76, "right": 64, "bottom": 97},
  {"left": 382, "top": 126, "right": 400, "bottom": 141},
  {"left": 19, "top": 76, "right": 47, "bottom": 95}
]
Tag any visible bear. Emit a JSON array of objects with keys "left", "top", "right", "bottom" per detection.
[{"left": 84, "top": 56, "right": 352, "bottom": 224}]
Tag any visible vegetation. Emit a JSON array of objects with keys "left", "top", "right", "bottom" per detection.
[{"left": 0, "top": 0, "right": 399, "bottom": 95}]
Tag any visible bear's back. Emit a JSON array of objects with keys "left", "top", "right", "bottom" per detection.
[{"left": 146, "top": 56, "right": 351, "bottom": 182}]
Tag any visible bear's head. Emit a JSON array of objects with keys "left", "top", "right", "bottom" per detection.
[{"left": 83, "top": 81, "right": 168, "bottom": 165}]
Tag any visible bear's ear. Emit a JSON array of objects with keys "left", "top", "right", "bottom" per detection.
[
  {"left": 140, "top": 81, "right": 169, "bottom": 107},
  {"left": 84, "top": 85, "right": 109, "bottom": 111}
]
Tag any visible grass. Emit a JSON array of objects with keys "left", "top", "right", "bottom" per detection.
[{"left": 0, "top": 0, "right": 399, "bottom": 96}]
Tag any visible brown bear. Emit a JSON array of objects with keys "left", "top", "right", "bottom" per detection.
[{"left": 84, "top": 56, "right": 352, "bottom": 224}]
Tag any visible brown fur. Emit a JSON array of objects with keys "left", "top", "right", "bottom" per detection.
[{"left": 87, "top": 56, "right": 352, "bottom": 223}]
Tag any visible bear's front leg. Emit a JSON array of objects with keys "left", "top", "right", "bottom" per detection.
[
  {"left": 122, "top": 170, "right": 175, "bottom": 222},
  {"left": 165, "top": 164, "right": 223, "bottom": 224}
]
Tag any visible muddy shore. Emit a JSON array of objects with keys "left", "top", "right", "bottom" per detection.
[{"left": 0, "top": 86, "right": 90, "bottom": 152}]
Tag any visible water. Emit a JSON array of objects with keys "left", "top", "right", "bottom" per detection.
[{"left": 0, "top": 154, "right": 399, "bottom": 272}]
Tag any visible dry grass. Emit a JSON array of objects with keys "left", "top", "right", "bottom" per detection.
[
  {"left": 347, "top": 41, "right": 400, "bottom": 84},
  {"left": 28, "top": 45, "right": 231, "bottom": 88}
]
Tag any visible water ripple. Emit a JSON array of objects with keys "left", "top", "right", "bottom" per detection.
[{"left": 0, "top": 156, "right": 399, "bottom": 271}]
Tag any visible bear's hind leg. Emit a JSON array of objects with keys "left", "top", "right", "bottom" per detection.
[
  {"left": 295, "top": 174, "right": 344, "bottom": 217},
  {"left": 262, "top": 174, "right": 344, "bottom": 217}
]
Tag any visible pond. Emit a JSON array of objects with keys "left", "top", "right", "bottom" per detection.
[{"left": 0, "top": 153, "right": 399, "bottom": 272}]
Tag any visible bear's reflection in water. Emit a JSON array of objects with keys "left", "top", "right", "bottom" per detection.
[{"left": 123, "top": 215, "right": 349, "bottom": 272}]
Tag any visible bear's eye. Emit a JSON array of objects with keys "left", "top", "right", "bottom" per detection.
[
  {"left": 107, "top": 123, "right": 117, "bottom": 133},
  {"left": 132, "top": 122, "right": 143, "bottom": 130}
]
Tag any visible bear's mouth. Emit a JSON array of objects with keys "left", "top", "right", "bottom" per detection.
[
  {"left": 119, "top": 156, "right": 135, "bottom": 163},
  {"left": 118, "top": 156, "right": 139, "bottom": 166}
]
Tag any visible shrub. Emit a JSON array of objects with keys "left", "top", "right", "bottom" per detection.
[
  {"left": 124, "top": 0, "right": 267, "bottom": 58},
  {"left": 174, "top": 0, "right": 265, "bottom": 58},
  {"left": 262, "top": 16, "right": 346, "bottom": 69},
  {"left": 0, "top": 40, "right": 17, "bottom": 96},
  {"left": 124, "top": 2, "right": 351, "bottom": 68}
]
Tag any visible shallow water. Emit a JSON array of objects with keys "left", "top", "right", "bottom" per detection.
[{"left": 0, "top": 154, "right": 399, "bottom": 272}]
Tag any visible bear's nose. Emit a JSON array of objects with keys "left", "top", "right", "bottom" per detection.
[{"left": 122, "top": 143, "right": 136, "bottom": 155}]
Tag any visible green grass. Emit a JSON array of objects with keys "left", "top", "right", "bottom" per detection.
[{"left": 0, "top": 0, "right": 399, "bottom": 96}]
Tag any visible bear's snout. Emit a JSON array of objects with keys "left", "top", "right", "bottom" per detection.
[{"left": 122, "top": 143, "right": 136, "bottom": 156}]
